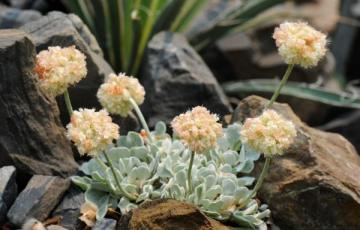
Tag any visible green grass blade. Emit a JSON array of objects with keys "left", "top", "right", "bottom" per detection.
[
  {"left": 99, "top": 1, "right": 116, "bottom": 68},
  {"left": 170, "top": 0, "right": 193, "bottom": 31},
  {"left": 63, "top": 0, "right": 96, "bottom": 33},
  {"left": 131, "top": 0, "right": 162, "bottom": 75},
  {"left": 190, "top": 0, "right": 284, "bottom": 49},
  {"left": 171, "top": 0, "right": 207, "bottom": 33},
  {"left": 222, "top": 79, "right": 360, "bottom": 109},
  {"left": 128, "top": 16, "right": 142, "bottom": 73},
  {"left": 152, "top": 0, "right": 186, "bottom": 35},
  {"left": 115, "top": 0, "right": 134, "bottom": 72},
  {"left": 107, "top": 0, "right": 121, "bottom": 71}
]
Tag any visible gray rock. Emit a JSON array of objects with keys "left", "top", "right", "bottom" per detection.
[
  {"left": 0, "top": 29, "right": 78, "bottom": 176},
  {"left": 7, "top": 0, "right": 32, "bottom": 8},
  {"left": 52, "top": 186, "right": 85, "bottom": 230},
  {"left": 0, "top": 4, "right": 41, "bottom": 28},
  {"left": 6, "top": 0, "right": 47, "bottom": 10},
  {"left": 142, "top": 32, "right": 232, "bottom": 127},
  {"left": 20, "top": 11, "right": 114, "bottom": 117},
  {"left": 0, "top": 166, "right": 17, "bottom": 224},
  {"left": 7, "top": 175, "right": 70, "bottom": 227},
  {"left": 93, "top": 218, "right": 117, "bottom": 230}
]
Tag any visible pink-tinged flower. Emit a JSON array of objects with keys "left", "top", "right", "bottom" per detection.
[
  {"left": 241, "top": 110, "right": 296, "bottom": 157},
  {"left": 171, "top": 106, "right": 223, "bottom": 153},
  {"left": 79, "top": 202, "right": 97, "bottom": 227},
  {"left": 273, "top": 21, "right": 327, "bottom": 68},
  {"left": 66, "top": 108, "right": 119, "bottom": 156},
  {"left": 34, "top": 46, "right": 87, "bottom": 96},
  {"left": 97, "top": 73, "right": 145, "bottom": 117}
]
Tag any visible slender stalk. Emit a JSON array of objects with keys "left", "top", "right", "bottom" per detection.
[
  {"left": 239, "top": 157, "right": 271, "bottom": 208},
  {"left": 187, "top": 151, "right": 195, "bottom": 194},
  {"left": 267, "top": 64, "right": 294, "bottom": 108},
  {"left": 128, "top": 97, "right": 153, "bottom": 141},
  {"left": 103, "top": 152, "right": 137, "bottom": 201},
  {"left": 63, "top": 90, "right": 73, "bottom": 116}
]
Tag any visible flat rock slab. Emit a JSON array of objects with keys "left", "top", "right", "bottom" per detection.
[
  {"left": 142, "top": 31, "right": 232, "bottom": 127},
  {"left": 0, "top": 166, "right": 17, "bottom": 224},
  {"left": 7, "top": 175, "right": 70, "bottom": 227},
  {"left": 0, "top": 29, "right": 78, "bottom": 176},
  {"left": 117, "top": 199, "right": 229, "bottom": 230},
  {"left": 232, "top": 95, "right": 360, "bottom": 230}
]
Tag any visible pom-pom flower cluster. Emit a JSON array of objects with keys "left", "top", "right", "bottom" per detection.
[
  {"left": 273, "top": 21, "right": 327, "bottom": 68},
  {"left": 66, "top": 109, "right": 119, "bottom": 156},
  {"left": 241, "top": 109, "right": 297, "bottom": 157},
  {"left": 171, "top": 106, "right": 223, "bottom": 153},
  {"left": 97, "top": 73, "right": 145, "bottom": 117},
  {"left": 34, "top": 46, "right": 87, "bottom": 96}
]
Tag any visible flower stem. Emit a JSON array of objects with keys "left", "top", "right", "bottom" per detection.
[
  {"left": 239, "top": 157, "right": 271, "bottom": 208},
  {"left": 63, "top": 89, "right": 73, "bottom": 116},
  {"left": 187, "top": 151, "right": 195, "bottom": 194},
  {"left": 129, "top": 97, "right": 153, "bottom": 141},
  {"left": 267, "top": 64, "right": 294, "bottom": 108},
  {"left": 103, "top": 152, "right": 137, "bottom": 201}
]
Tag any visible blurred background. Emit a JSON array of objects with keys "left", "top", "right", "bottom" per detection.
[{"left": 0, "top": 0, "right": 359, "bottom": 151}]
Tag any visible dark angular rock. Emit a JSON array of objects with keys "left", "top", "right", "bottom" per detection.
[
  {"left": 232, "top": 95, "right": 360, "bottom": 230},
  {"left": 20, "top": 11, "right": 113, "bottom": 118},
  {"left": 0, "top": 29, "right": 78, "bottom": 176},
  {"left": 93, "top": 218, "right": 117, "bottom": 230},
  {"left": 0, "top": 165, "right": 17, "bottom": 224},
  {"left": 52, "top": 186, "right": 85, "bottom": 230},
  {"left": 0, "top": 4, "right": 41, "bottom": 28},
  {"left": 7, "top": 175, "right": 70, "bottom": 227},
  {"left": 142, "top": 32, "right": 232, "bottom": 127},
  {"left": 117, "top": 199, "right": 229, "bottom": 230}
]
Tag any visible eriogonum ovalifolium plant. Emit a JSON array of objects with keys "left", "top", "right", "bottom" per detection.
[
  {"left": 72, "top": 122, "right": 271, "bottom": 228},
  {"left": 33, "top": 20, "right": 326, "bottom": 230}
]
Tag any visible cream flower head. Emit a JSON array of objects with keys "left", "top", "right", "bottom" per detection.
[
  {"left": 273, "top": 21, "right": 327, "bottom": 68},
  {"left": 241, "top": 109, "right": 296, "bottom": 157},
  {"left": 171, "top": 106, "right": 223, "bottom": 153},
  {"left": 66, "top": 108, "right": 119, "bottom": 156},
  {"left": 34, "top": 46, "right": 87, "bottom": 96},
  {"left": 97, "top": 73, "right": 145, "bottom": 117},
  {"left": 79, "top": 202, "right": 97, "bottom": 227}
]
